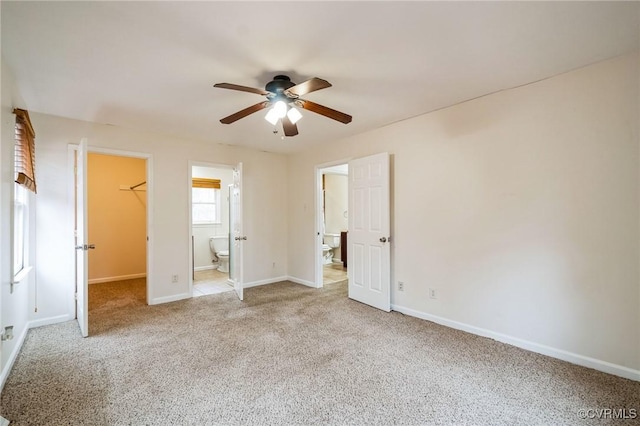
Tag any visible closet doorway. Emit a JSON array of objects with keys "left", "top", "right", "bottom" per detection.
[{"left": 86, "top": 151, "right": 149, "bottom": 317}]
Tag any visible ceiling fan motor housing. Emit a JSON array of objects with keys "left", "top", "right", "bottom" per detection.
[{"left": 265, "top": 75, "right": 296, "bottom": 96}]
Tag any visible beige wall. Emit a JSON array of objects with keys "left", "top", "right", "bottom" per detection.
[
  {"left": 287, "top": 53, "right": 640, "bottom": 375},
  {"left": 31, "top": 111, "right": 288, "bottom": 317},
  {"left": 87, "top": 153, "right": 146, "bottom": 282}
]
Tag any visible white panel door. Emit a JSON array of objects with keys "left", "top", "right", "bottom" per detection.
[
  {"left": 348, "top": 152, "right": 390, "bottom": 311},
  {"left": 230, "top": 162, "right": 244, "bottom": 301},
  {"left": 74, "top": 138, "right": 90, "bottom": 337}
]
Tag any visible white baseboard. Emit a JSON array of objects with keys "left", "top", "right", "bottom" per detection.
[
  {"left": 244, "top": 276, "right": 289, "bottom": 289},
  {"left": 28, "top": 314, "right": 74, "bottom": 329},
  {"left": 149, "top": 293, "right": 191, "bottom": 305},
  {"left": 0, "top": 324, "right": 28, "bottom": 392},
  {"left": 391, "top": 304, "right": 640, "bottom": 382},
  {"left": 286, "top": 276, "right": 317, "bottom": 288},
  {"left": 89, "top": 273, "right": 146, "bottom": 284},
  {"left": 194, "top": 265, "right": 215, "bottom": 272}
]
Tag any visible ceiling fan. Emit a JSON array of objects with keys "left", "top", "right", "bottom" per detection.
[{"left": 213, "top": 75, "right": 352, "bottom": 137}]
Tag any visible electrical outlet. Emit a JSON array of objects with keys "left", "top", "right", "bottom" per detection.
[
  {"left": 398, "top": 281, "right": 404, "bottom": 291},
  {"left": 171, "top": 274, "right": 178, "bottom": 283},
  {"left": 429, "top": 288, "right": 437, "bottom": 299}
]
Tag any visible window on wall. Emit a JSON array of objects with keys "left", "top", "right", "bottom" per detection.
[
  {"left": 13, "top": 108, "right": 37, "bottom": 277},
  {"left": 14, "top": 184, "right": 27, "bottom": 274},
  {"left": 192, "top": 178, "right": 221, "bottom": 224}
]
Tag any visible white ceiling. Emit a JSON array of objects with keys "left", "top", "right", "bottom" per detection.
[{"left": 2, "top": 1, "right": 638, "bottom": 154}]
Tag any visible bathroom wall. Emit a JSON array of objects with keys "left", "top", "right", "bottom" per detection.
[
  {"left": 192, "top": 166, "right": 233, "bottom": 270},
  {"left": 324, "top": 173, "right": 348, "bottom": 261},
  {"left": 87, "top": 153, "right": 147, "bottom": 282}
]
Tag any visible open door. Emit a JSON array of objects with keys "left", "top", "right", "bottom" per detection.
[
  {"left": 348, "top": 152, "right": 391, "bottom": 312},
  {"left": 74, "top": 138, "right": 90, "bottom": 336},
  {"left": 230, "top": 162, "right": 244, "bottom": 300}
]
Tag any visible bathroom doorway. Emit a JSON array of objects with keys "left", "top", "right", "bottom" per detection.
[
  {"left": 189, "top": 162, "right": 235, "bottom": 297},
  {"left": 316, "top": 163, "right": 349, "bottom": 287}
]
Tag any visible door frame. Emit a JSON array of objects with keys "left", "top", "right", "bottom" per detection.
[
  {"left": 69, "top": 144, "right": 153, "bottom": 317},
  {"left": 314, "top": 159, "right": 350, "bottom": 288},
  {"left": 187, "top": 160, "right": 236, "bottom": 296}
]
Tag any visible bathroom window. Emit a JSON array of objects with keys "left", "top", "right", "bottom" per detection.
[{"left": 192, "top": 178, "right": 221, "bottom": 224}]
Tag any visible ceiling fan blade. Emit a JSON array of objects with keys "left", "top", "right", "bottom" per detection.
[
  {"left": 297, "top": 99, "right": 352, "bottom": 124},
  {"left": 214, "top": 83, "right": 269, "bottom": 96},
  {"left": 285, "top": 77, "right": 332, "bottom": 97},
  {"left": 282, "top": 116, "right": 299, "bottom": 137},
  {"left": 220, "top": 101, "right": 269, "bottom": 124}
]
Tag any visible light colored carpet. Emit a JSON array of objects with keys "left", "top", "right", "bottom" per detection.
[{"left": 1, "top": 280, "right": 638, "bottom": 425}]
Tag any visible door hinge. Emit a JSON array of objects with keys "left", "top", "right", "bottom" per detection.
[
  {"left": 74, "top": 292, "right": 78, "bottom": 300},
  {"left": 75, "top": 244, "right": 96, "bottom": 251}
]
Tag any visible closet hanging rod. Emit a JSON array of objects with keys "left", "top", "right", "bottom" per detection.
[{"left": 130, "top": 181, "right": 146, "bottom": 190}]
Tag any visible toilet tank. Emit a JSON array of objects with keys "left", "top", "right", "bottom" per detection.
[
  {"left": 323, "top": 233, "right": 340, "bottom": 248},
  {"left": 209, "top": 235, "right": 229, "bottom": 252}
]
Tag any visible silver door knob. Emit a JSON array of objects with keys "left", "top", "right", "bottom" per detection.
[{"left": 379, "top": 237, "right": 387, "bottom": 243}]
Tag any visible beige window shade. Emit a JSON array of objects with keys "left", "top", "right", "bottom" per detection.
[
  {"left": 14, "top": 108, "right": 37, "bottom": 193},
  {"left": 192, "top": 178, "right": 221, "bottom": 189}
]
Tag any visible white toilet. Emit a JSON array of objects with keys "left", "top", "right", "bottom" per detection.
[
  {"left": 209, "top": 236, "right": 229, "bottom": 273},
  {"left": 322, "top": 233, "right": 341, "bottom": 264}
]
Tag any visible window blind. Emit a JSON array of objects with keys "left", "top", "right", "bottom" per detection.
[
  {"left": 14, "top": 108, "right": 37, "bottom": 193},
  {"left": 192, "top": 178, "right": 221, "bottom": 189}
]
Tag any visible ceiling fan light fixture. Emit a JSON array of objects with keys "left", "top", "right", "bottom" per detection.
[
  {"left": 287, "top": 107, "right": 303, "bottom": 124},
  {"left": 273, "top": 100, "right": 287, "bottom": 118},
  {"left": 265, "top": 108, "right": 279, "bottom": 125}
]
